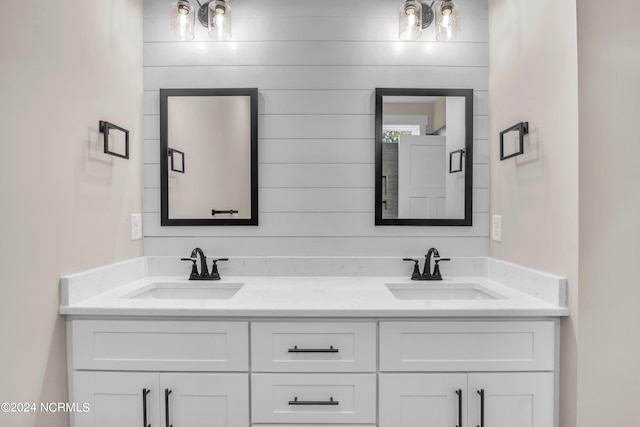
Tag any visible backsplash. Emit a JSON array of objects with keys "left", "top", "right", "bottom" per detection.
[
  {"left": 146, "top": 256, "right": 488, "bottom": 278},
  {"left": 142, "top": 0, "right": 489, "bottom": 257}
]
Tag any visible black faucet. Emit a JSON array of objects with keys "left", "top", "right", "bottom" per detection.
[
  {"left": 181, "top": 248, "right": 228, "bottom": 280},
  {"left": 403, "top": 247, "right": 451, "bottom": 280}
]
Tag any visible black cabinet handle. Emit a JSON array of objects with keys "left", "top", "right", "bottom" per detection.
[
  {"left": 477, "top": 389, "right": 485, "bottom": 427},
  {"left": 142, "top": 388, "right": 151, "bottom": 427},
  {"left": 288, "top": 396, "right": 339, "bottom": 406},
  {"left": 288, "top": 345, "right": 339, "bottom": 353},
  {"left": 455, "top": 389, "right": 462, "bottom": 427},
  {"left": 165, "top": 389, "right": 172, "bottom": 427}
]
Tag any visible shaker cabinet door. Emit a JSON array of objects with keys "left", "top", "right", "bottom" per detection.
[
  {"left": 467, "top": 372, "right": 554, "bottom": 427},
  {"left": 161, "top": 373, "right": 249, "bottom": 427},
  {"left": 72, "top": 371, "right": 159, "bottom": 427},
  {"left": 379, "top": 373, "right": 467, "bottom": 427}
]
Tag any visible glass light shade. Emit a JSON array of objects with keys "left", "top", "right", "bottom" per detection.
[
  {"left": 398, "top": 0, "right": 423, "bottom": 41},
  {"left": 208, "top": 0, "right": 232, "bottom": 41},
  {"left": 171, "top": 0, "right": 195, "bottom": 41},
  {"left": 435, "top": 0, "right": 460, "bottom": 41}
]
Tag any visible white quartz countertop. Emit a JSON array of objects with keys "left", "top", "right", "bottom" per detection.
[{"left": 60, "top": 272, "right": 569, "bottom": 318}]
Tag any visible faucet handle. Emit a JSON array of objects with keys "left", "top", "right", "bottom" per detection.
[
  {"left": 180, "top": 257, "right": 199, "bottom": 277},
  {"left": 208, "top": 258, "right": 229, "bottom": 280},
  {"left": 211, "top": 258, "right": 229, "bottom": 268},
  {"left": 403, "top": 258, "right": 422, "bottom": 280},
  {"left": 433, "top": 258, "right": 451, "bottom": 278}
]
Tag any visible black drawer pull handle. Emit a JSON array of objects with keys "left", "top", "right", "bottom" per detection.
[
  {"left": 288, "top": 345, "right": 339, "bottom": 353},
  {"left": 165, "top": 389, "right": 172, "bottom": 427},
  {"left": 142, "top": 388, "right": 151, "bottom": 427},
  {"left": 288, "top": 396, "right": 339, "bottom": 406},
  {"left": 477, "top": 389, "right": 485, "bottom": 427},
  {"left": 455, "top": 389, "right": 462, "bottom": 427}
]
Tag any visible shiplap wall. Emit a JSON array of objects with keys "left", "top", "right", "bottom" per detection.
[{"left": 142, "top": 0, "right": 489, "bottom": 257}]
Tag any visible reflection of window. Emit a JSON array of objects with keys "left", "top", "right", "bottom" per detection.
[{"left": 382, "top": 125, "right": 420, "bottom": 143}]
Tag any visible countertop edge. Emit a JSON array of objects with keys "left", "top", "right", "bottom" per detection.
[{"left": 59, "top": 258, "right": 570, "bottom": 319}]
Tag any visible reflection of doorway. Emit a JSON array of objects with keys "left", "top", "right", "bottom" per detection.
[
  {"left": 381, "top": 125, "right": 420, "bottom": 219},
  {"left": 398, "top": 135, "right": 446, "bottom": 218}
]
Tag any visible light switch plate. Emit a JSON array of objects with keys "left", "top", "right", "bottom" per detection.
[
  {"left": 131, "top": 213, "right": 142, "bottom": 240},
  {"left": 491, "top": 214, "right": 502, "bottom": 242}
]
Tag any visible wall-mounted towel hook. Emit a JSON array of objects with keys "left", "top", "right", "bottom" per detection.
[
  {"left": 167, "top": 148, "right": 185, "bottom": 173},
  {"left": 500, "top": 121, "right": 529, "bottom": 161},
  {"left": 449, "top": 148, "right": 465, "bottom": 173},
  {"left": 99, "top": 120, "right": 129, "bottom": 159}
]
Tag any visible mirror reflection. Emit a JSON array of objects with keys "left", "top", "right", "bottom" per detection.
[
  {"left": 375, "top": 88, "right": 473, "bottom": 226},
  {"left": 160, "top": 88, "right": 258, "bottom": 226}
]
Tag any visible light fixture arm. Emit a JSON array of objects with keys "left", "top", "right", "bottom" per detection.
[
  {"left": 196, "top": 1, "right": 210, "bottom": 27},
  {"left": 420, "top": 1, "right": 435, "bottom": 29}
]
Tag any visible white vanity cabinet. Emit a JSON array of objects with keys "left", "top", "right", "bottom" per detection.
[
  {"left": 379, "top": 321, "right": 556, "bottom": 427},
  {"left": 67, "top": 319, "right": 250, "bottom": 427},
  {"left": 67, "top": 318, "right": 559, "bottom": 427}
]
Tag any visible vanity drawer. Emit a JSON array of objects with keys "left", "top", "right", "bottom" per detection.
[
  {"left": 251, "top": 322, "right": 376, "bottom": 372},
  {"left": 69, "top": 319, "right": 248, "bottom": 371},
  {"left": 251, "top": 373, "right": 376, "bottom": 424},
  {"left": 380, "top": 320, "right": 555, "bottom": 372}
]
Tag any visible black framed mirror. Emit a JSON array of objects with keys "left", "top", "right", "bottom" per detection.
[
  {"left": 375, "top": 88, "right": 473, "bottom": 226},
  {"left": 160, "top": 88, "right": 258, "bottom": 226}
]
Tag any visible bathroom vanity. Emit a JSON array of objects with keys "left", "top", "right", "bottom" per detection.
[{"left": 60, "top": 257, "right": 568, "bottom": 427}]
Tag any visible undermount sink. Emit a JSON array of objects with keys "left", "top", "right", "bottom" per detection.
[
  {"left": 125, "top": 282, "right": 244, "bottom": 300},
  {"left": 386, "top": 283, "right": 504, "bottom": 301}
]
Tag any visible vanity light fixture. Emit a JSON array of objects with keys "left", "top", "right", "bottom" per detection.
[
  {"left": 398, "top": 0, "right": 423, "bottom": 41},
  {"left": 435, "top": 0, "right": 460, "bottom": 41},
  {"left": 398, "top": 1, "right": 459, "bottom": 41},
  {"left": 171, "top": 0, "right": 196, "bottom": 41},
  {"left": 171, "top": 0, "right": 232, "bottom": 41},
  {"left": 208, "top": 0, "right": 232, "bottom": 41}
]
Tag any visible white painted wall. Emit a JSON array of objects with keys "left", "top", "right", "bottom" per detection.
[
  {"left": 0, "top": 1, "right": 143, "bottom": 427},
  {"left": 488, "top": 1, "right": 580, "bottom": 426},
  {"left": 143, "top": 0, "right": 490, "bottom": 258},
  {"left": 576, "top": 0, "right": 640, "bottom": 425}
]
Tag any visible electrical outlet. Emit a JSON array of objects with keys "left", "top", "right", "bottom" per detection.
[
  {"left": 491, "top": 214, "right": 502, "bottom": 242},
  {"left": 131, "top": 213, "right": 142, "bottom": 240}
]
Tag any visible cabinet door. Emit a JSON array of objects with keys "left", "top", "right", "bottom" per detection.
[
  {"left": 467, "top": 373, "right": 553, "bottom": 427},
  {"left": 161, "top": 373, "right": 249, "bottom": 427},
  {"left": 380, "top": 373, "right": 467, "bottom": 427},
  {"left": 72, "top": 371, "right": 159, "bottom": 427}
]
